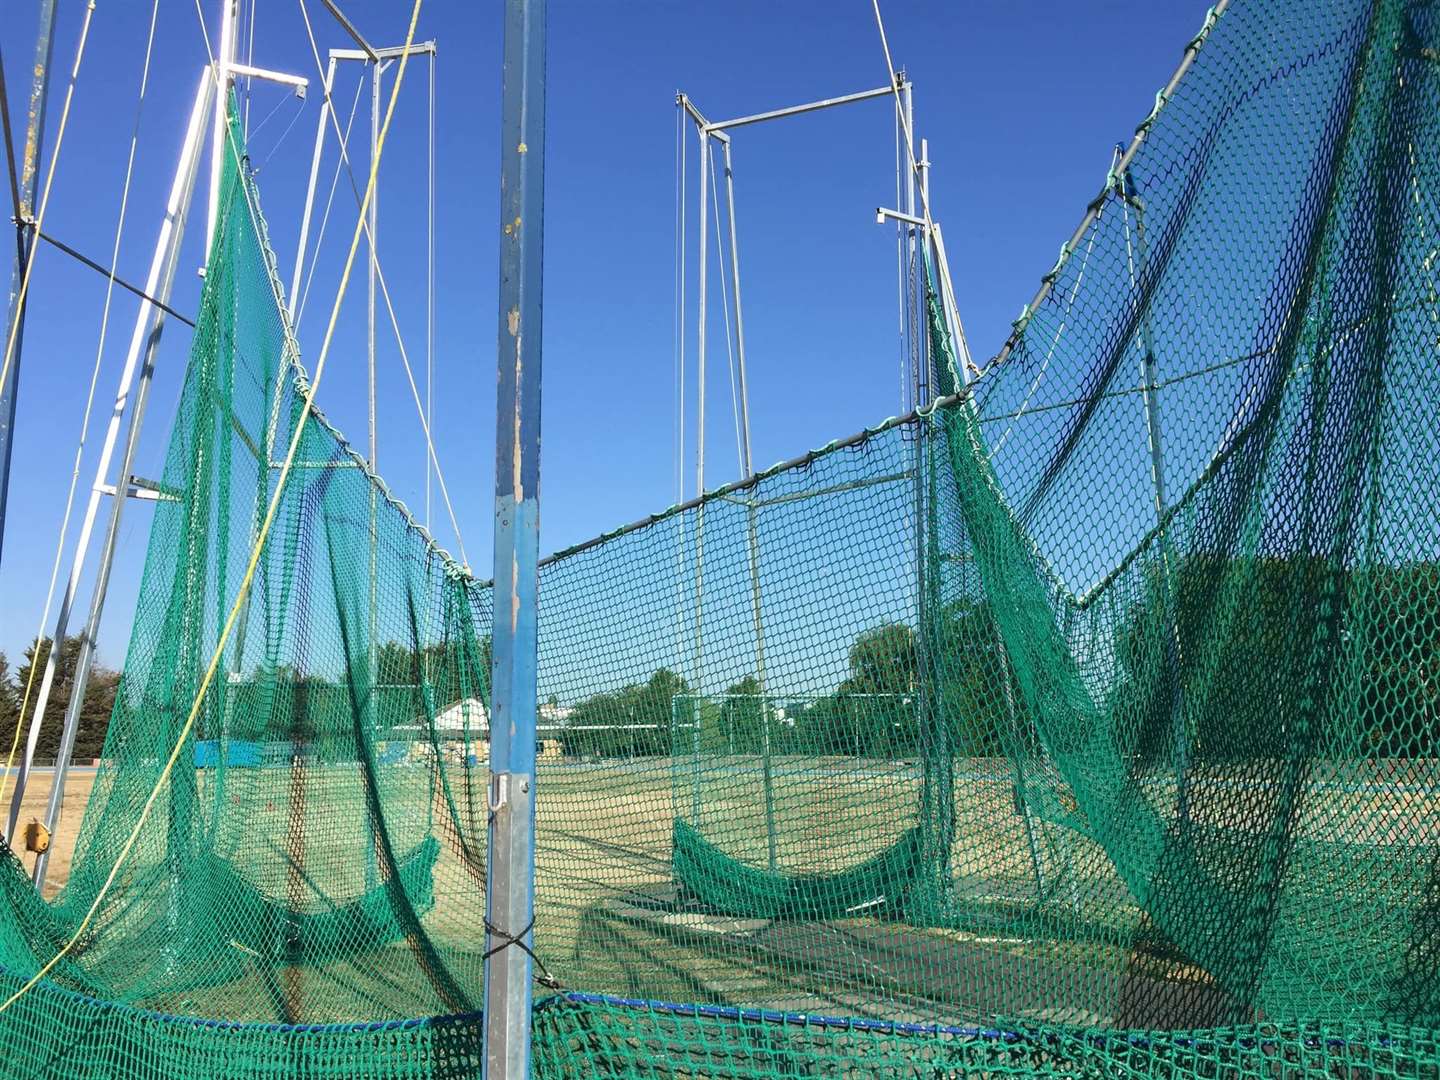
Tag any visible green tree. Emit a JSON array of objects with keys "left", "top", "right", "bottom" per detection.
[
  {"left": 844, "top": 623, "right": 916, "bottom": 695},
  {"left": 0, "top": 637, "right": 121, "bottom": 766},
  {"left": 825, "top": 605, "right": 1017, "bottom": 760},
  {"left": 1105, "top": 553, "right": 1440, "bottom": 764},
  {"left": 719, "top": 674, "right": 763, "bottom": 753},
  {"left": 830, "top": 623, "right": 917, "bottom": 757},
  {"left": 932, "top": 598, "right": 1012, "bottom": 757},
  {"left": 559, "top": 668, "right": 690, "bottom": 758}
]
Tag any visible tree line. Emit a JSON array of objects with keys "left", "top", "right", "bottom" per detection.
[
  {"left": 549, "top": 555, "right": 1440, "bottom": 764},
  {"left": 59, "top": 551, "right": 1429, "bottom": 767},
  {"left": 0, "top": 637, "right": 121, "bottom": 766},
  {"left": 553, "top": 599, "right": 1017, "bottom": 761}
]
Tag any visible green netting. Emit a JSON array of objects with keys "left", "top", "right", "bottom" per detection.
[{"left": 0, "top": 0, "right": 1436, "bottom": 1074}]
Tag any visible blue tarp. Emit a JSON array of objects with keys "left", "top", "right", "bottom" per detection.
[{"left": 194, "top": 740, "right": 262, "bottom": 768}]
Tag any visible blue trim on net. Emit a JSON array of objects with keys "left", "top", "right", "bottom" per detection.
[
  {"left": 0, "top": 962, "right": 483, "bottom": 1036},
  {"left": 554, "top": 991, "right": 1020, "bottom": 1041},
  {"left": 0, "top": 962, "right": 1393, "bottom": 1053},
  {"left": 550, "top": 992, "right": 1388, "bottom": 1054}
]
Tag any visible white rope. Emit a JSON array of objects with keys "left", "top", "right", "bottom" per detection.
[
  {"left": 871, "top": 2, "right": 931, "bottom": 230},
  {"left": 296, "top": 71, "right": 365, "bottom": 329},
  {"left": 986, "top": 222, "right": 1100, "bottom": 463},
  {"left": 251, "top": 93, "right": 307, "bottom": 175},
  {"left": 0, "top": 0, "right": 161, "bottom": 813},
  {"left": 242, "top": 85, "right": 292, "bottom": 142},
  {"left": 295, "top": 3, "right": 468, "bottom": 567}
]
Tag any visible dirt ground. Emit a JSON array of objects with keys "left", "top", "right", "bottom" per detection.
[{"left": 6, "top": 768, "right": 95, "bottom": 898}]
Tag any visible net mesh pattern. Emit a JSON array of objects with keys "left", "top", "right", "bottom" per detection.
[{"left": 0, "top": 0, "right": 1437, "bottom": 1074}]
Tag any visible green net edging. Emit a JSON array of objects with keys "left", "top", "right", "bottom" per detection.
[
  {"left": 672, "top": 820, "right": 923, "bottom": 920},
  {"left": 3, "top": 970, "right": 1431, "bottom": 1080},
  {"left": 534, "top": 995, "right": 1440, "bottom": 1079},
  {"left": 0, "top": 963, "right": 485, "bottom": 1079}
]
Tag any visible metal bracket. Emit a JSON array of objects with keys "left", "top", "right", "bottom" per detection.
[
  {"left": 876, "top": 206, "right": 926, "bottom": 229},
  {"left": 225, "top": 61, "right": 308, "bottom": 96},
  {"left": 97, "top": 474, "right": 180, "bottom": 502}
]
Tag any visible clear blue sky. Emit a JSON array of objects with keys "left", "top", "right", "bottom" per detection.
[{"left": 0, "top": 0, "right": 1209, "bottom": 667}]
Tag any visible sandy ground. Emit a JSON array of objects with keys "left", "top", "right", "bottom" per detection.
[{"left": 5, "top": 768, "right": 95, "bottom": 899}]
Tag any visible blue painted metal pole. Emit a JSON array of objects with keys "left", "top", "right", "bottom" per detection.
[
  {"left": 484, "top": 0, "right": 545, "bottom": 1075},
  {"left": 0, "top": 0, "right": 61, "bottom": 573}
]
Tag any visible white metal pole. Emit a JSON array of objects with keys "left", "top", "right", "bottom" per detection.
[
  {"left": 902, "top": 81, "right": 919, "bottom": 404},
  {"left": 706, "top": 85, "right": 896, "bottom": 132},
  {"left": 720, "top": 137, "right": 776, "bottom": 869},
  {"left": 918, "top": 138, "right": 930, "bottom": 211},
  {"left": 11, "top": 70, "right": 215, "bottom": 847},
  {"left": 721, "top": 139, "right": 752, "bottom": 477},
  {"left": 426, "top": 50, "right": 435, "bottom": 532},
  {"left": 930, "top": 224, "right": 973, "bottom": 381},
  {"left": 289, "top": 54, "right": 336, "bottom": 315},
  {"left": 693, "top": 124, "right": 708, "bottom": 701},
  {"left": 369, "top": 59, "right": 380, "bottom": 471},
  {"left": 366, "top": 56, "right": 381, "bottom": 892},
  {"left": 206, "top": 0, "right": 239, "bottom": 264},
  {"left": 1118, "top": 158, "right": 1186, "bottom": 830}
]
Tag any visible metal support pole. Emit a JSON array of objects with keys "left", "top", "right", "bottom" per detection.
[
  {"left": 918, "top": 136, "right": 930, "bottom": 391},
  {"left": 1118, "top": 159, "right": 1187, "bottom": 829},
  {"left": 707, "top": 84, "right": 895, "bottom": 132},
  {"left": 902, "top": 81, "right": 920, "bottom": 406},
  {"left": 673, "top": 77, "right": 916, "bottom": 841},
  {"left": 720, "top": 140, "right": 751, "bottom": 480},
  {"left": 720, "top": 139, "right": 776, "bottom": 870},
  {"left": 426, "top": 49, "right": 435, "bottom": 531},
  {"left": 692, "top": 124, "right": 708, "bottom": 702},
  {"left": 206, "top": 0, "right": 239, "bottom": 263},
  {"left": 290, "top": 54, "right": 337, "bottom": 314},
  {"left": 484, "top": 0, "right": 545, "bottom": 1074},
  {"left": 365, "top": 54, "right": 382, "bottom": 893},
  {"left": 902, "top": 80, "right": 935, "bottom": 864},
  {"left": 22, "top": 71, "right": 215, "bottom": 873},
  {"left": 1119, "top": 170, "right": 1167, "bottom": 521},
  {"left": 368, "top": 59, "right": 379, "bottom": 472},
  {"left": 929, "top": 224, "right": 972, "bottom": 379},
  {"left": 0, "top": 0, "right": 60, "bottom": 576}
]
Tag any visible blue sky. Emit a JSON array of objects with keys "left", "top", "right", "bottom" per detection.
[{"left": 0, "top": 1, "right": 1209, "bottom": 666}]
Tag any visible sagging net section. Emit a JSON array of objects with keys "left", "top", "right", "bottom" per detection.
[
  {"left": 0, "top": 0, "right": 1436, "bottom": 1075},
  {"left": 0, "top": 111, "right": 494, "bottom": 1075}
]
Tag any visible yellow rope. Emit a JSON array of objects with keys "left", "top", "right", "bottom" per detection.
[
  {"left": 0, "top": 0, "right": 100, "bottom": 815},
  {"left": 0, "top": 0, "right": 424, "bottom": 1015}
]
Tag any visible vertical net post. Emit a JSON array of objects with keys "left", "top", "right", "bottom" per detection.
[{"left": 484, "top": 0, "right": 546, "bottom": 1075}]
